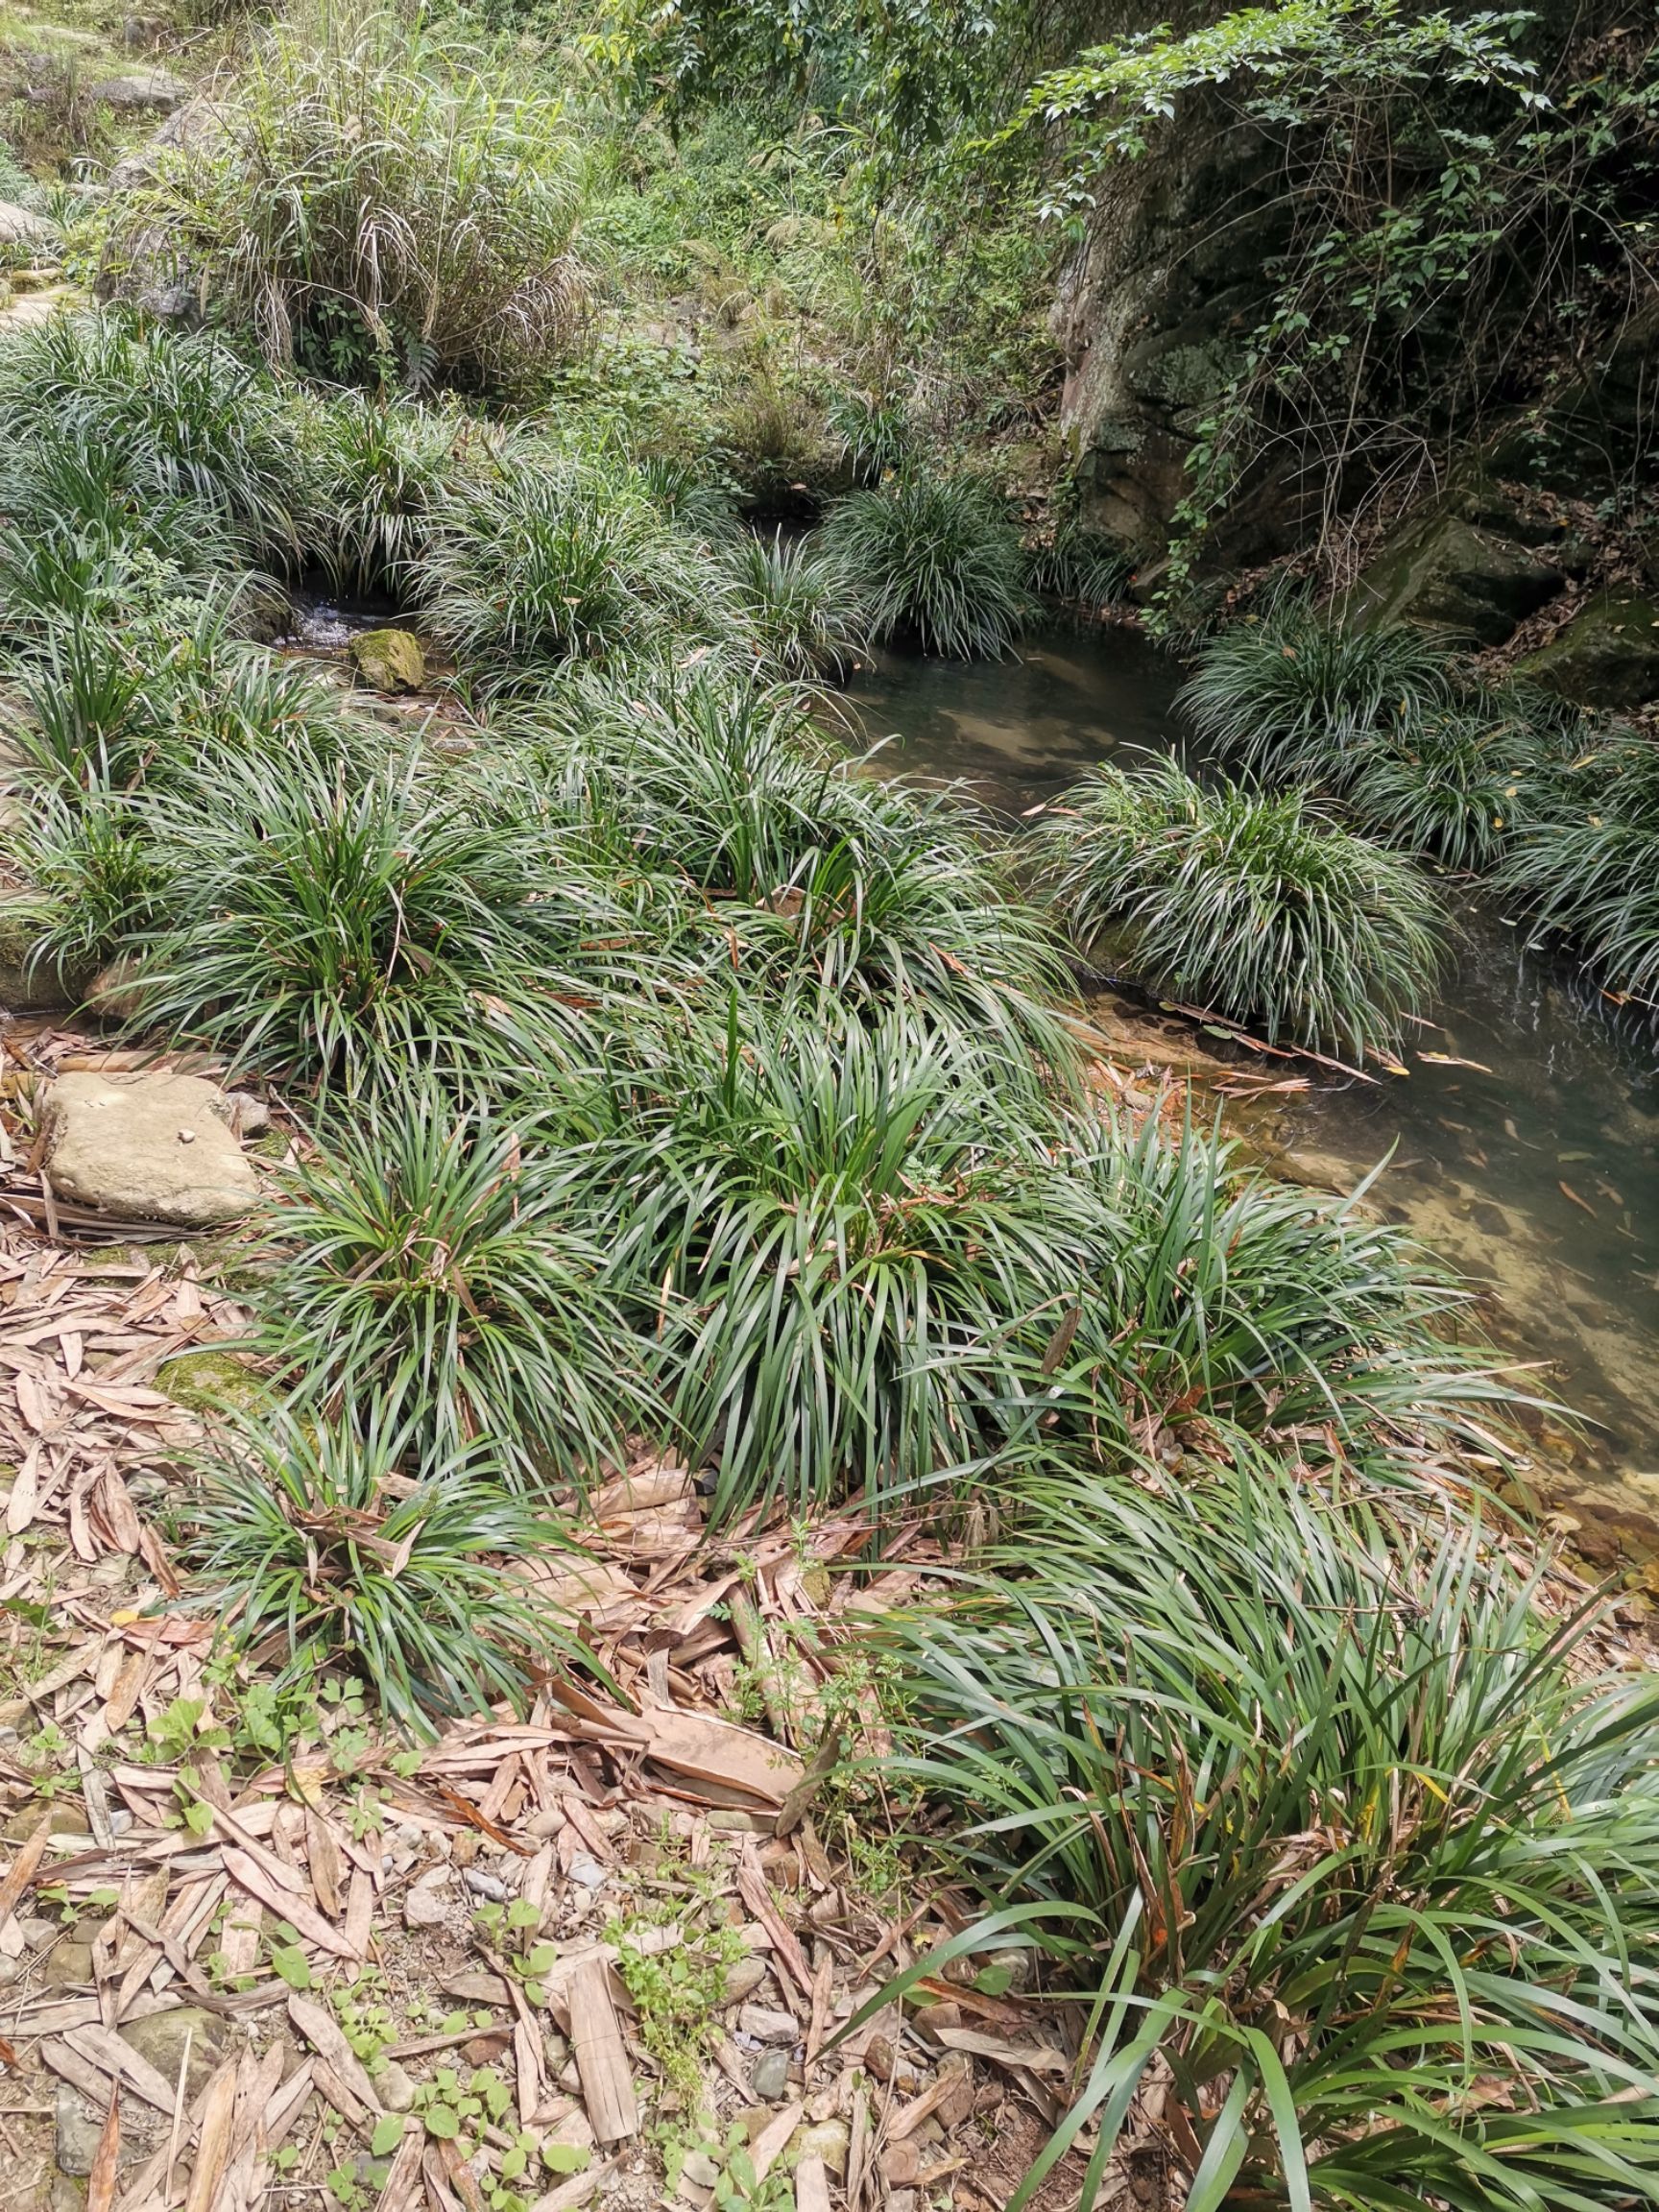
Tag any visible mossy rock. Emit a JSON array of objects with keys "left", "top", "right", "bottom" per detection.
[
  {"left": 0, "top": 900, "right": 86, "bottom": 1012},
  {"left": 1346, "top": 512, "right": 1565, "bottom": 645},
  {"left": 349, "top": 627, "right": 426, "bottom": 693},
  {"left": 1516, "top": 591, "right": 1659, "bottom": 711},
  {"left": 155, "top": 1349, "right": 271, "bottom": 1419}
]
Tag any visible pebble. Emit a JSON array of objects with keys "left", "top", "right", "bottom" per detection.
[
  {"left": 737, "top": 2003, "right": 799, "bottom": 2045},
  {"left": 750, "top": 2048, "right": 791, "bottom": 2103},
  {"left": 721, "top": 1955, "right": 768, "bottom": 2004},
  {"left": 679, "top": 2152, "right": 721, "bottom": 2190},
  {"left": 791, "top": 2121, "right": 850, "bottom": 2176},
  {"left": 376, "top": 2060, "right": 416, "bottom": 2113},
  {"left": 566, "top": 1852, "right": 608, "bottom": 1891},
  {"left": 108, "top": 1810, "right": 132, "bottom": 1836},
  {"left": 463, "top": 1869, "right": 507, "bottom": 1903}
]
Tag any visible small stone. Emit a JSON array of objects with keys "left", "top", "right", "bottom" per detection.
[
  {"left": 56, "top": 2080, "right": 104, "bottom": 2176},
  {"left": 222, "top": 1091, "right": 270, "bottom": 1138},
  {"left": 679, "top": 2152, "right": 720, "bottom": 2190},
  {"left": 19, "top": 1915, "right": 56, "bottom": 1949},
  {"left": 524, "top": 1808, "right": 565, "bottom": 1840},
  {"left": 450, "top": 1831, "right": 480, "bottom": 1868},
  {"left": 349, "top": 628, "right": 426, "bottom": 694},
  {"left": 790, "top": 2122, "right": 849, "bottom": 2177},
  {"left": 720, "top": 1955, "right": 767, "bottom": 2005},
  {"left": 887, "top": 2194, "right": 917, "bottom": 2212},
  {"left": 0, "top": 1956, "right": 21, "bottom": 1987},
  {"left": 881, "top": 2143, "right": 922, "bottom": 2188},
  {"left": 737, "top": 2005, "right": 798, "bottom": 2046},
  {"left": 4, "top": 1805, "right": 88, "bottom": 1842},
  {"left": 121, "top": 2006, "right": 226, "bottom": 2103},
  {"left": 750, "top": 2047, "right": 791, "bottom": 2103},
  {"left": 566, "top": 1852, "right": 607, "bottom": 1891},
  {"left": 463, "top": 1868, "right": 506, "bottom": 1904},
  {"left": 376, "top": 2059, "right": 416, "bottom": 2113},
  {"left": 403, "top": 1881, "right": 449, "bottom": 1930},
  {"left": 43, "top": 1940, "right": 94, "bottom": 1990},
  {"left": 440, "top": 1970, "right": 509, "bottom": 2005}
]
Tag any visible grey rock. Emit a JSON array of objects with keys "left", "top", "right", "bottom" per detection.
[
  {"left": 1348, "top": 511, "right": 1565, "bottom": 646},
  {"left": 93, "top": 69, "right": 188, "bottom": 110},
  {"left": 349, "top": 628, "right": 425, "bottom": 693},
  {"left": 720, "top": 1954, "right": 768, "bottom": 2004},
  {"left": 121, "top": 2006, "right": 226, "bottom": 2103},
  {"left": 463, "top": 1868, "right": 507, "bottom": 1903},
  {"left": 1518, "top": 590, "right": 1659, "bottom": 711},
  {"left": 737, "top": 2004, "right": 799, "bottom": 2046},
  {"left": 750, "top": 2047, "right": 791, "bottom": 2102},
  {"left": 0, "top": 202, "right": 59, "bottom": 251},
  {"left": 679, "top": 2152, "right": 721, "bottom": 2190},
  {"left": 791, "top": 2121, "right": 850, "bottom": 2176},
  {"left": 566, "top": 1851, "right": 608, "bottom": 1891},
  {"left": 56, "top": 2079, "right": 106, "bottom": 2175},
  {"left": 376, "top": 2059, "right": 417, "bottom": 2113},
  {"left": 41, "top": 1071, "right": 258, "bottom": 1228}
]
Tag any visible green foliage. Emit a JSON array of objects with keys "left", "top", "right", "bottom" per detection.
[
  {"left": 1339, "top": 701, "right": 1531, "bottom": 871},
  {"left": 723, "top": 530, "right": 872, "bottom": 679},
  {"left": 877, "top": 1465, "right": 1659, "bottom": 2210},
  {"left": 106, "top": 1, "right": 587, "bottom": 394},
  {"left": 1179, "top": 610, "right": 1456, "bottom": 785},
  {"left": 1045, "top": 757, "right": 1446, "bottom": 1062},
  {"left": 1024, "top": 519, "right": 1132, "bottom": 614},
  {"left": 417, "top": 445, "right": 741, "bottom": 680},
  {"left": 609, "top": 1879, "right": 744, "bottom": 2104},
  {"left": 813, "top": 472, "right": 1033, "bottom": 659},
  {"left": 1499, "top": 722, "right": 1659, "bottom": 1002},
  {"left": 125, "top": 743, "right": 644, "bottom": 1089},
  {"left": 301, "top": 389, "right": 468, "bottom": 594},
  {"left": 0, "top": 313, "right": 304, "bottom": 566},
  {"left": 257, "top": 1080, "right": 647, "bottom": 1489},
  {"left": 191, "top": 1407, "right": 584, "bottom": 1735},
  {"left": 517, "top": 659, "right": 1075, "bottom": 1067}
]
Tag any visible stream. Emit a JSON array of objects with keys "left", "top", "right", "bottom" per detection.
[{"left": 850, "top": 630, "right": 1659, "bottom": 1557}]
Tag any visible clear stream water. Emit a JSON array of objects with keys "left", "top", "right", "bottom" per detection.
[{"left": 850, "top": 632, "right": 1659, "bottom": 1543}]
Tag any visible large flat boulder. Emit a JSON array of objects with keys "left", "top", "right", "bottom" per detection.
[
  {"left": 40, "top": 1071, "right": 257, "bottom": 1228},
  {"left": 1347, "top": 511, "right": 1565, "bottom": 645}
]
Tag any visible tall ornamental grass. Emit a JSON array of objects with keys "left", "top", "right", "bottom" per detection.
[
  {"left": 105, "top": 1, "right": 587, "bottom": 394},
  {"left": 877, "top": 1468, "right": 1659, "bottom": 2212}
]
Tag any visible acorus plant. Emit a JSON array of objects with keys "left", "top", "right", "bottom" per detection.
[
  {"left": 871, "top": 1465, "right": 1659, "bottom": 2212},
  {"left": 1044, "top": 757, "right": 1447, "bottom": 1064}
]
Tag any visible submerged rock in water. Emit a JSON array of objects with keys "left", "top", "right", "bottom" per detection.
[
  {"left": 349, "top": 626, "right": 426, "bottom": 692},
  {"left": 41, "top": 1071, "right": 257, "bottom": 1228}
]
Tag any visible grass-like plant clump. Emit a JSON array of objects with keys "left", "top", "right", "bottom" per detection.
[
  {"left": 878, "top": 1468, "right": 1659, "bottom": 2210},
  {"left": 1340, "top": 704, "right": 1530, "bottom": 871},
  {"left": 1499, "top": 722, "right": 1659, "bottom": 1002},
  {"left": 1180, "top": 607, "right": 1456, "bottom": 783},
  {"left": 258, "top": 1083, "right": 645, "bottom": 1488},
  {"left": 813, "top": 471, "right": 1033, "bottom": 659},
  {"left": 417, "top": 447, "right": 740, "bottom": 680},
  {"left": 1046, "top": 757, "right": 1446, "bottom": 1061},
  {"left": 104, "top": 2, "right": 587, "bottom": 395},
  {"left": 193, "top": 1408, "right": 585, "bottom": 1735}
]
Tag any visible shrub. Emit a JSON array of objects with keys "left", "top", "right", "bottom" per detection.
[
  {"left": 724, "top": 530, "right": 872, "bottom": 679},
  {"left": 1340, "top": 703, "right": 1534, "bottom": 871},
  {"left": 813, "top": 472, "right": 1033, "bottom": 659},
  {"left": 258, "top": 1083, "right": 647, "bottom": 1488},
  {"left": 1180, "top": 608, "right": 1456, "bottom": 783},
  {"left": 418, "top": 447, "right": 742, "bottom": 680},
  {"left": 878, "top": 1468, "right": 1659, "bottom": 2212},
  {"left": 105, "top": 1, "right": 587, "bottom": 395},
  {"left": 1024, "top": 520, "right": 1132, "bottom": 613},
  {"left": 0, "top": 314, "right": 304, "bottom": 564},
  {"left": 8, "top": 791, "right": 171, "bottom": 975},
  {"left": 192, "top": 1407, "right": 585, "bottom": 1734},
  {"left": 565, "top": 1005, "right": 1492, "bottom": 1525},
  {"left": 1046, "top": 757, "right": 1446, "bottom": 1062},
  {"left": 1499, "top": 723, "right": 1659, "bottom": 1001}
]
